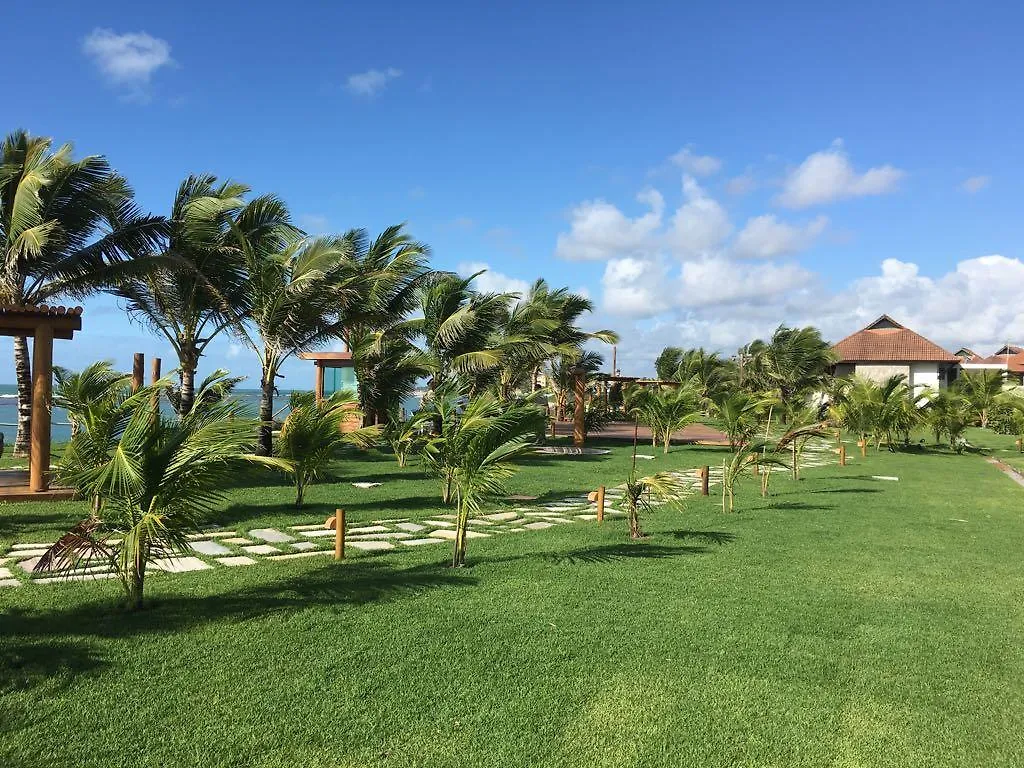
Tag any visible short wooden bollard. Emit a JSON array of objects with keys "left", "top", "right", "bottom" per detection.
[
  {"left": 859, "top": 439, "right": 867, "bottom": 458},
  {"left": 550, "top": 419, "right": 557, "bottom": 439},
  {"left": 839, "top": 444, "right": 847, "bottom": 466},
  {"left": 1017, "top": 438, "right": 1022, "bottom": 453},
  {"left": 700, "top": 466, "right": 709, "bottom": 496},
  {"left": 596, "top": 485, "right": 605, "bottom": 523},
  {"left": 325, "top": 508, "right": 346, "bottom": 560}
]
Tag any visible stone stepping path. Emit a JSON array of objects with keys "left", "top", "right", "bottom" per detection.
[{"left": 0, "top": 439, "right": 843, "bottom": 587}]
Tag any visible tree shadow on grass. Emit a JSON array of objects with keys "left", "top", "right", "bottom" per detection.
[
  {"left": 1, "top": 560, "right": 471, "bottom": 652},
  {"left": 0, "top": 639, "right": 107, "bottom": 695},
  {"left": 0, "top": 507, "right": 84, "bottom": 540},
  {"left": 767, "top": 501, "right": 837, "bottom": 511},
  {"left": 671, "top": 530, "right": 737, "bottom": 545},
  {"left": 807, "top": 487, "right": 883, "bottom": 495},
  {"left": 544, "top": 542, "right": 709, "bottom": 565}
]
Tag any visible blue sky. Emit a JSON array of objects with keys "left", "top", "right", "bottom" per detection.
[{"left": 5, "top": 0, "right": 1024, "bottom": 384}]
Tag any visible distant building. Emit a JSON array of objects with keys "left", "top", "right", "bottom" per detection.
[
  {"left": 831, "top": 315, "right": 960, "bottom": 391},
  {"left": 959, "top": 344, "right": 1024, "bottom": 384}
]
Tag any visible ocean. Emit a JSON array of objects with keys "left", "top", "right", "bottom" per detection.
[{"left": 0, "top": 385, "right": 422, "bottom": 445}]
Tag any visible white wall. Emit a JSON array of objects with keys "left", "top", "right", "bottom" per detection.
[
  {"left": 853, "top": 363, "right": 911, "bottom": 384},
  {"left": 909, "top": 363, "right": 940, "bottom": 392}
]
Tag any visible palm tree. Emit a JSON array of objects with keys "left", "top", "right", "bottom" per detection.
[
  {"left": 924, "top": 391, "right": 973, "bottom": 451},
  {"left": 164, "top": 368, "right": 246, "bottom": 416},
  {"left": 626, "top": 385, "right": 702, "bottom": 453},
  {"left": 383, "top": 411, "right": 430, "bottom": 467},
  {"left": 38, "top": 376, "right": 273, "bottom": 609},
  {"left": 622, "top": 471, "right": 690, "bottom": 538},
  {"left": 53, "top": 361, "right": 130, "bottom": 438},
  {"left": 350, "top": 332, "right": 432, "bottom": 426},
  {"left": 654, "top": 346, "right": 685, "bottom": 380},
  {"left": 720, "top": 440, "right": 787, "bottom": 512},
  {"left": 422, "top": 392, "right": 544, "bottom": 566},
  {"left": 0, "top": 130, "right": 166, "bottom": 454},
  {"left": 745, "top": 325, "right": 835, "bottom": 422},
  {"left": 238, "top": 233, "right": 359, "bottom": 454},
  {"left": 117, "top": 176, "right": 296, "bottom": 415},
  {"left": 547, "top": 350, "right": 604, "bottom": 421},
  {"left": 775, "top": 410, "right": 830, "bottom": 480},
  {"left": 712, "top": 390, "right": 771, "bottom": 451},
  {"left": 275, "top": 391, "right": 379, "bottom": 507},
  {"left": 956, "top": 369, "right": 1005, "bottom": 428}
]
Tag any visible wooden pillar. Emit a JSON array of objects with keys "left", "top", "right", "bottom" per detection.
[
  {"left": 29, "top": 325, "right": 53, "bottom": 492},
  {"left": 700, "top": 466, "right": 709, "bottom": 496},
  {"left": 150, "top": 356, "right": 161, "bottom": 385},
  {"left": 573, "top": 372, "right": 585, "bottom": 447},
  {"left": 314, "top": 363, "right": 325, "bottom": 401},
  {"left": 550, "top": 419, "right": 556, "bottom": 440},
  {"left": 596, "top": 485, "right": 605, "bottom": 523},
  {"left": 839, "top": 444, "right": 846, "bottom": 466},
  {"left": 131, "top": 352, "right": 144, "bottom": 393}
]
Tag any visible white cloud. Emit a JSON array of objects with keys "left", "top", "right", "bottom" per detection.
[
  {"left": 678, "top": 257, "right": 814, "bottom": 307},
  {"left": 82, "top": 28, "right": 174, "bottom": 94},
  {"left": 457, "top": 261, "right": 530, "bottom": 297},
  {"left": 601, "top": 256, "right": 672, "bottom": 316},
  {"left": 777, "top": 143, "right": 905, "bottom": 208},
  {"left": 725, "top": 173, "right": 756, "bottom": 196},
  {"left": 732, "top": 214, "right": 828, "bottom": 259},
  {"left": 670, "top": 147, "right": 722, "bottom": 177},
  {"left": 665, "top": 176, "right": 732, "bottom": 257},
  {"left": 555, "top": 190, "right": 664, "bottom": 261},
  {"left": 961, "top": 175, "right": 990, "bottom": 194},
  {"left": 345, "top": 67, "right": 402, "bottom": 95}
]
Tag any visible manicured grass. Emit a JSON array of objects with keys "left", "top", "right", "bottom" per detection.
[{"left": 2, "top": 434, "right": 1024, "bottom": 767}]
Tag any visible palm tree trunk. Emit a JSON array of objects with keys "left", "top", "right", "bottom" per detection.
[
  {"left": 178, "top": 363, "right": 196, "bottom": 416},
  {"left": 792, "top": 442, "right": 798, "bottom": 479},
  {"left": 628, "top": 499, "right": 642, "bottom": 538},
  {"left": 257, "top": 370, "right": 275, "bottom": 456},
  {"left": 13, "top": 336, "right": 32, "bottom": 456},
  {"left": 452, "top": 497, "right": 469, "bottom": 567}
]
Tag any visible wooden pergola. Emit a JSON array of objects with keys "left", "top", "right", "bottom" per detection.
[
  {"left": 298, "top": 350, "right": 354, "bottom": 400},
  {"left": 0, "top": 304, "right": 82, "bottom": 499}
]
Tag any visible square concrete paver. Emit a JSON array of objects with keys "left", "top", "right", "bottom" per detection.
[
  {"left": 300, "top": 529, "right": 336, "bottom": 538},
  {"left": 524, "top": 521, "right": 554, "bottom": 530},
  {"left": 0, "top": 567, "right": 12, "bottom": 579},
  {"left": 241, "top": 544, "right": 280, "bottom": 556},
  {"left": 150, "top": 557, "right": 212, "bottom": 573},
  {"left": 395, "top": 522, "right": 427, "bottom": 533},
  {"left": 481, "top": 511, "right": 520, "bottom": 522},
  {"left": 428, "top": 529, "right": 490, "bottom": 540},
  {"left": 248, "top": 528, "right": 294, "bottom": 543},
  {"left": 400, "top": 538, "right": 446, "bottom": 546},
  {"left": 290, "top": 541, "right": 319, "bottom": 551},
  {"left": 216, "top": 556, "right": 257, "bottom": 566},
  {"left": 266, "top": 551, "right": 332, "bottom": 561},
  {"left": 11, "top": 549, "right": 49, "bottom": 560},
  {"left": 0, "top": 578, "right": 20, "bottom": 587},
  {"left": 348, "top": 532, "right": 412, "bottom": 541},
  {"left": 222, "top": 537, "right": 252, "bottom": 545},
  {"left": 191, "top": 540, "right": 231, "bottom": 556},
  {"left": 18, "top": 557, "right": 42, "bottom": 573},
  {"left": 11, "top": 543, "right": 52, "bottom": 550},
  {"left": 348, "top": 540, "right": 395, "bottom": 552},
  {"left": 347, "top": 525, "right": 390, "bottom": 534}
]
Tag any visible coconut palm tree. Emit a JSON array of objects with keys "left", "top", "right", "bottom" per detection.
[
  {"left": 775, "top": 410, "right": 830, "bottom": 480},
  {"left": 745, "top": 325, "right": 835, "bottom": 422},
  {"left": 237, "top": 233, "right": 360, "bottom": 454},
  {"left": 275, "top": 390, "right": 379, "bottom": 507},
  {"left": 626, "top": 385, "right": 702, "bottom": 453},
  {"left": 383, "top": 411, "right": 431, "bottom": 467},
  {"left": 0, "top": 130, "right": 166, "bottom": 454},
  {"left": 350, "top": 332, "right": 432, "bottom": 426},
  {"left": 547, "top": 350, "right": 604, "bottom": 421},
  {"left": 654, "top": 346, "right": 685, "bottom": 381},
  {"left": 956, "top": 369, "right": 1006, "bottom": 428},
  {"left": 38, "top": 375, "right": 273, "bottom": 610},
  {"left": 421, "top": 391, "right": 544, "bottom": 566},
  {"left": 924, "top": 391, "right": 974, "bottom": 452},
  {"left": 621, "top": 470, "right": 691, "bottom": 538},
  {"left": 712, "top": 390, "right": 771, "bottom": 451},
  {"left": 117, "top": 176, "right": 296, "bottom": 415},
  {"left": 53, "top": 361, "right": 130, "bottom": 438}
]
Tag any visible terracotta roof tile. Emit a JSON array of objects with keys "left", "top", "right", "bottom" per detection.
[{"left": 832, "top": 316, "right": 959, "bottom": 363}]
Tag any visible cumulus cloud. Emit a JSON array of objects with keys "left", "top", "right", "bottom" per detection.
[
  {"left": 678, "top": 257, "right": 815, "bottom": 307},
  {"left": 670, "top": 147, "right": 722, "bottom": 177},
  {"left": 732, "top": 214, "right": 828, "bottom": 259},
  {"left": 82, "top": 28, "right": 174, "bottom": 97},
  {"left": 457, "top": 261, "right": 530, "bottom": 297},
  {"left": 555, "top": 189, "right": 664, "bottom": 261},
  {"left": 601, "top": 256, "right": 673, "bottom": 317},
  {"left": 666, "top": 176, "right": 733, "bottom": 257},
  {"left": 961, "top": 175, "right": 990, "bottom": 194},
  {"left": 777, "top": 143, "right": 905, "bottom": 208},
  {"left": 345, "top": 67, "right": 402, "bottom": 95},
  {"left": 725, "top": 173, "right": 756, "bottom": 196}
]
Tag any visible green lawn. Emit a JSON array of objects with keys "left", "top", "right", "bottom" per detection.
[{"left": 2, "top": 434, "right": 1024, "bottom": 767}]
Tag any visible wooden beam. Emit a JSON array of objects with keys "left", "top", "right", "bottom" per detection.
[
  {"left": 314, "top": 363, "right": 325, "bottom": 401},
  {"left": 29, "top": 325, "right": 53, "bottom": 492}
]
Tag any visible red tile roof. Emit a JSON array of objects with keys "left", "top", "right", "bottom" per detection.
[
  {"left": 832, "top": 315, "right": 959, "bottom": 363},
  {"left": 973, "top": 351, "right": 1024, "bottom": 373}
]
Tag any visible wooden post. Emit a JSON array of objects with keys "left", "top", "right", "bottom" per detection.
[
  {"left": 314, "top": 363, "right": 325, "bottom": 401},
  {"left": 334, "top": 508, "right": 345, "bottom": 560},
  {"left": 150, "top": 356, "right": 161, "bottom": 385},
  {"left": 1016, "top": 438, "right": 1022, "bottom": 453},
  {"left": 573, "top": 372, "right": 585, "bottom": 447},
  {"left": 839, "top": 444, "right": 846, "bottom": 466},
  {"left": 700, "top": 466, "right": 709, "bottom": 496},
  {"left": 131, "top": 352, "right": 144, "bottom": 393},
  {"left": 550, "top": 419, "right": 556, "bottom": 440},
  {"left": 859, "top": 439, "right": 867, "bottom": 458},
  {"left": 29, "top": 325, "right": 53, "bottom": 492},
  {"left": 596, "top": 485, "right": 605, "bottom": 523}
]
